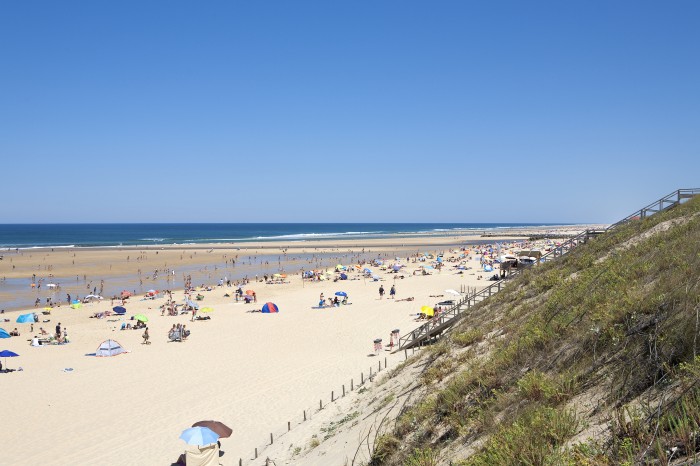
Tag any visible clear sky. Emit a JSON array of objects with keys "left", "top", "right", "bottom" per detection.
[{"left": 1, "top": 1, "right": 698, "bottom": 224}]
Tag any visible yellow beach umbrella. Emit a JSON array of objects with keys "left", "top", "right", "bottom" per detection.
[
  {"left": 420, "top": 306, "right": 434, "bottom": 317},
  {"left": 200, "top": 307, "right": 214, "bottom": 313}
]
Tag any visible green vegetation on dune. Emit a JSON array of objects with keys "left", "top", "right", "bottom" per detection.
[{"left": 370, "top": 196, "right": 700, "bottom": 465}]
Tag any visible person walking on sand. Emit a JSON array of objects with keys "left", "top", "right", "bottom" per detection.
[
  {"left": 390, "top": 285, "right": 396, "bottom": 299},
  {"left": 379, "top": 285, "right": 385, "bottom": 299}
]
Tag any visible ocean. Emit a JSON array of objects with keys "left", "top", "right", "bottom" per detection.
[{"left": 0, "top": 223, "right": 568, "bottom": 249}]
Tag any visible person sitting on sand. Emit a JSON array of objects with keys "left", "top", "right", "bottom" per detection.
[
  {"left": 39, "top": 327, "right": 48, "bottom": 335},
  {"left": 10, "top": 328, "right": 19, "bottom": 336}
]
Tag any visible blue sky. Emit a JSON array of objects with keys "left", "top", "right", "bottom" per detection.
[{"left": 1, "top": 1, "right": 698, "bottom": 223}]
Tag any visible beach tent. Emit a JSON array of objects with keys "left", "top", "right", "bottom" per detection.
[
  {"left": 261, "top": 302, "right": 279, "bottom": 313},
  {"left": 0, "top": 328, "right": 10, "bottom": 338},
  {"left": 17, "top": 314, "right": 34, "bottom": 324},
  {"left": 483, "top": 265, "right": 493, "bottom": 272},
  {"left": 95, "top": 339, "right": 127, "bottom": 357}
]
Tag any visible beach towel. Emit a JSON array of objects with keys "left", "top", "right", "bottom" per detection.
[{"left": 185, "top": 443, "right": 220, "bottom": 466}]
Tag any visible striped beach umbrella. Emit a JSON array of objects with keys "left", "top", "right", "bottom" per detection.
[{"left": 261, "top": 302, "right": 279, "bottom": 314}]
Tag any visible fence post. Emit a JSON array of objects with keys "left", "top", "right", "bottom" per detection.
[
  {"left": 270, "top": 433, "right": 273, "bottom": 445},
  {"left": 343, "top": 384, "right": 345, "bottom": 397},
  {"left": 404, "top": 349, "right": 408, "bottom": 360},
  {"left": 351, "top": 378, "right": 354, "bottom": 390},
  {"left": 255, "top": 448, "right": 258, "bottom": 458},
  {"left": 288, "top": 421, "right": 291, "bottom": 432},
  {"left": 361, "top": 372, "right": 364, "bottom": 384},
  {"left": 320, "top": 399, "right": 323, "bottom": 410},
  {"left": 385, "top": 357, "right": 387, "bottom": 368},
  {"left": 303, "top": 410, "right": 306, "bottom": 421},
  {"left": 331, "top": 390, "right": 334, "bottom": 402}
]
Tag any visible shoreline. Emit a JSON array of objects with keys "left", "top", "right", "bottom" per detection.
[{"left": 0, "top": 223, "right": 601, "bottom": 251}]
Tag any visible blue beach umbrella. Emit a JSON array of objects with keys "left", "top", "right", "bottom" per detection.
[
  {"left": 0, "top": 349, "right": 19, "bottom": 369},
  {"left": 335, "top": 291, "right": 347, "bottom": 297},
  {"left": 179, "top": 426, "right": 219, "bottom": 446},
  {"left": 0, "top": 328, "right": 10, "bottom": 339},
  {"left": 17, "top": 314, "right": 34, "bottom": 324},
  {"left": 112, "top": 306, "right": 126, "bottom": 314}
]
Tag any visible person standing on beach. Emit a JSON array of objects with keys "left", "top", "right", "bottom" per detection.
[
  {"left": 379, "top": 285, "right": 385, "bottom": 299},
  {"left": 390, "top": 285, "right": 396, "bottom": 299}
]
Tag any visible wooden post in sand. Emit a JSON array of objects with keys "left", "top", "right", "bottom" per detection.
[
  {"left": 239, "top": 459, "right": 242, "bottom": 466},
  {"left": 331, "top": 390, "right": 334, "bottom": 402},
  {"left": 304, "top": 410, "right": 307, "bottom": 421},
  {"left": 320, "top": 399, "right": 323, "bottom": 410},
  {"left": 343, "top": 384, "right": 345, "bottom": 397},
  {"left": 361, "top": 373, "right": 364, "bottom": 384},
  {"left": 351, "top": 379, "right": 354, "bottom": 390},
  {"left": 255, "top": 447, "right": 258, "bottom": 458},
  {"left": 288, "top": 421, "right": 291, "bottom": 431},
  {"left": 270, "top": 433, "right": 273, "bottom": 444},
  {"left": 378, "top": 360, "right": 381, "bottom": 371},
  {"left": 405, "top": 349, "right": 408, "bottom": 359},
  {"left": 385, "top": 357, "right": 388, "bottom": 368}
]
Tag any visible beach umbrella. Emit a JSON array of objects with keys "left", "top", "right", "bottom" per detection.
[
  {"left": 71, "top": 302, "right": 82, "bottom": 309},
  {"left": 245, "top": 290, "right": 255, "bottom": 295},
  {"left": 420, "top": 306, "right": 434, "bottom": 317},
  {"left": 0, "top": 328, "right": 10, "bottom": 339},
  {"left": 445, "top": 289, "right": 461, "bottom": 296},
  {"left": 363, "top": 268, "right": 372, "bottom": 274},
  {"left": 340, "top": 273, "right": 348, "bottom": 280},
  {"left": 335, "top": 291, "right": 347, "bottom": 297},
  {"left": 192, "top": 420, "right": 232, "bottom": 439},
  {"left": 261, "top": 302, "right": 279, "bottom": 313},
  {"left": 0, "top": 349, "right": 19, "bottom": 368},
  {"left": 180, "top": 426, "right": 219, "bottom": 446},
  {"left": 17, "top": 314, "right": 34, "bottom": 324},
  {"left": 200, "top": 307, "right": 214, "bottom": 313},
  {"left": 185, "top": 300, "right": 199, "bottom": 310},
  {"left": 392, "top": 264, "right": 402, "bottom": 271},
  {"left": 113, "top": 306, "right": 126, "bottom": 314},
  {"left": 134, "top": 314, "right": 148, "bottom": 323},
  {"left": 43, "top": 307, "right": 52, "bottom": 312}
]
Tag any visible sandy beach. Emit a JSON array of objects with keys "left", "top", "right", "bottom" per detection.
[{"left": 0, "top": 229, "right": 588, "bottom": 465}]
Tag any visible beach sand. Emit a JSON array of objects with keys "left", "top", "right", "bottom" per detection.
[{"left": 0, "top": 229, "right": 587, "bottom": 465}]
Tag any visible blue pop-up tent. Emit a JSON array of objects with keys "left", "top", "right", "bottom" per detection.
[
  {"left": 16, "top": 314, "right": 34, "bottom": 324},
  {"left": 0, "top": 328, "right": 10, "bottom": 339}
]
